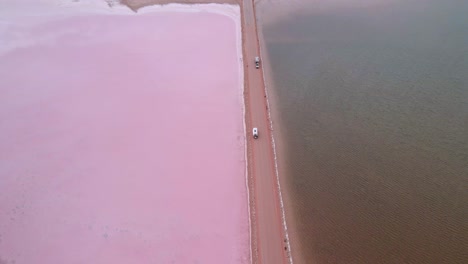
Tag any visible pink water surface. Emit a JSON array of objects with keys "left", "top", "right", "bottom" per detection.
[{"left": 0, "top": 6, "right": 248, "bottom": 264}]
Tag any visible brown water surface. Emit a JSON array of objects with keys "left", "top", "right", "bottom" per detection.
[{"left": 256, "top": 0, "right": 468, "bottom": 263}]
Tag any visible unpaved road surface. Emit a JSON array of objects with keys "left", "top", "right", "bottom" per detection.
[{"left": 241, "top": 0, "right": 289, "bottom": 263}]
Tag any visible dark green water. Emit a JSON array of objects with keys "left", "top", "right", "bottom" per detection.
[{"left": 257, "top": 0, "right": 468, "bottom": 263}]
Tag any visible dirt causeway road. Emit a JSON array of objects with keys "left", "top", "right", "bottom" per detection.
[
  {"left": 121, "top": 1, "right": 289, "bottom": 263},
  {"left": 241, "top": 1, "right": 289, "bottom": 264}
]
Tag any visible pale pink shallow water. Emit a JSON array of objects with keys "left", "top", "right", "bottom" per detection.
[{"left": 0, "top": 3, "right": 248, "bottom": 264}]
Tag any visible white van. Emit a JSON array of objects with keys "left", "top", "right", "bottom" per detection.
[
  {"left": 253, "top": 128, "right": 259, "bottom": 139},
  {"left": 255, "top": 57, "right": 260, "bottom": 69}
]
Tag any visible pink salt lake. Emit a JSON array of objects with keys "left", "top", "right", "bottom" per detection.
[{"left": 0, "top": 2, "right": 249, "bottom": 263}]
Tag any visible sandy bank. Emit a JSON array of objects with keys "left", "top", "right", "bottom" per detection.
[{"left": 120, "top": 0, "right": 239, "bottom": 11}]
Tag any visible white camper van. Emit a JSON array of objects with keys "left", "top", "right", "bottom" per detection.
[{"left": 253, "top": 128, "right": 259, "bottom": 139}]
